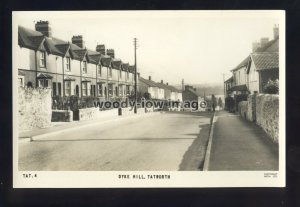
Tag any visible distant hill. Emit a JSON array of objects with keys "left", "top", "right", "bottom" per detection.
[{"left": 174, "top": 83, "right": 224, "bottom": 96}]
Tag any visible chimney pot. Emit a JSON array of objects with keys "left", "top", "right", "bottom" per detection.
[
  {"left": 96, "top": 44, "right": 106, "bottom": 55},
  {"left": 166, "top": 82, "right": 168, "bottom": 85},
  {"left": 72, "top": 35, "right": 85, "bottom": 48},
  {"left": 260, "top": 37, "right": 269, "bottom": 48},
  {"left": 35, "top": 20, "right": 52, "bottom": 37},
  {"left": 161, "top": 80, "right": 163, "bottom": 84},
  {"left": 148, "top": 76, "right": 151, "bottom": 81}
]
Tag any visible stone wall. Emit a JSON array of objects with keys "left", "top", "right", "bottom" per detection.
[
  {"left": 78, "top": 108, "right": 100, "bottom": 121},
  {"left": 18, "top": 87, "right": 52, "bottom": 131},
  {"left": 239, "top": 94, "right": 279, "bottom": 143},
  {"left": 238, "top": 101, "right": 248, "bottom": 119},
  {"left": 52, "top": 110, "right": 73, "bottom": 122},
  {"left": 246, "top": 94, "right": 256, "bottom": 122},
  {"left": 256, "top": 94, "right": 279, "bottom": 143}
]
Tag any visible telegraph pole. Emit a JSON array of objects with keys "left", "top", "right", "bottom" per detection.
[
  {"left": 134, "top": 38, "right": 138, "bottom": 114},
  {"left": 222, "top": 73, "right": 226, "bottom": 98}
]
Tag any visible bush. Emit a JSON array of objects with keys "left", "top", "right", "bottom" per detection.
[{"left": 263, "top": 79, "right": 279, "bottom": 94}]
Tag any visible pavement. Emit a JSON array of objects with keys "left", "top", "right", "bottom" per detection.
[
  {"left": 206, "top": 110, "right": 279, "bottom": 171},
  {"left": 18, "top": 111, "right": 213, "bottom": 171}
]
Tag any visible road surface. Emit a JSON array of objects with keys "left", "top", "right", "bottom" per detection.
[{"left": 19, "top": 111, "right": 212, "bottom": 171}]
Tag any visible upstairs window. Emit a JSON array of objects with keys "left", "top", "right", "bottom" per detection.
[
  {"left": 126, "top": 71, "right": 129, "bottom": 79},
  {"left": 119, "top": 70, "right": 122, "bottom": 78},
  {"left": 82, "top": 82, "right": 88, "bottom": 96},
  {"left": 109, "top": 68, "right": 113, "bottom": 78},
  {"left": 97, "top": 65, "right": 102, "bottom": 76},
  {"left": 82, "top": 61, "right": 87, "bottom": 74},
  {"left": 66, "top": 58, "right": 71, "bottom": 71},
  {"left": 39, "top": 52, "right": 46, "bottom": 68}
]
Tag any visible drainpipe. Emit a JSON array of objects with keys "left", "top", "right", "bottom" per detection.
[{"left": 35, "top": 51, "right": 38, "bottom": 87}]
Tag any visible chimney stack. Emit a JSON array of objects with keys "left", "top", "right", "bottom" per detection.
[
  {"left": 166, "top": 82, "right": 168, "bottom": 85},
  {"left": 72, "top": 35, "right": 85, "bottom": 48},
  {"left": 273, "top": 24, "right": 279, "bottom": 39},
  {"left": 260, "top": 37, "right": 269, "bottom": 48},
  {"left": 106, "top": 49, "right": 115, "bottom": 58},
  {"left": 148, "top": 76, "right": 151, "bottom": 81},
  {"left": 182, "top": 79, "right": 184, "bottom": 91},
  {"left": 161, "top": 80, "right": 163, "bottom": 84},
  {"left": 96, "top": 44, "right": 106, "bottom": 55},
  {"left": 35, "top": 20, "right": 52, "bottom": 37}
]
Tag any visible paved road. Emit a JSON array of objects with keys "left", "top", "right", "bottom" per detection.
[
  {"left": 19, "top": 111, "right": 212, "bottom": 171},
  {"left": 208, "top": 111, "right": 279, "bottom": 171}
]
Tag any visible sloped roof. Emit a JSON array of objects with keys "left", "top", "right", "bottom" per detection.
[
  {"left": 155, "top": 82, "right": 171, "bottom": 91},
  {"left": 139, "top": 77, "right": 160, "bottom": 88},
  {"left": 101, "top": 56, "right": 112, "bottom": 67},
  {"left": 231, "top": 56, "right": 250, "bottom": 71},
  {"left": 128, "top": 65, "right": 135, "bottom": 73},
  {"left": 18, "top": 26, "right": 45, "bottom": 50},
  {"left": 111, "top": 59, "right": 122, "bottom": 69},
  {"left": 72, "top": 49, "right": 87, "bottom": 61},
  {"left": 255, "top": 38, "right": 279, "bottom": 52},
  {"left": 228, "top": 84, "right": 248, "bottom": 91},
  {"left": 18, "top": 25, "right": 134, "bottom": 67},
  {"left": 251, "top": 52, "right": 279, "bottom": 71},
  {"left": 224, "top": 76, "right": 233, "bottom": 83},
  {"left": 166, "top": 85, "right": 182, "bottom": 93},
  {"left": 37, "top": 73, "right": 53, "bottom": 79},
  {"left": 121, "top": 63, "right": 129, "bottom": 71}
]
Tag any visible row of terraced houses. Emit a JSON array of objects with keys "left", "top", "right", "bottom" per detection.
[
  {"left": 17, "top": 20, "right": 183, "bottom": 102},
  {"left": 17, "top": 20, "right": 137, "bottom": 100}
]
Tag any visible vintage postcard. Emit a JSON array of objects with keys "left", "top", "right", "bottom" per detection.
[{"left": 13, "top": 10, "right": 285, "bottom": 188}]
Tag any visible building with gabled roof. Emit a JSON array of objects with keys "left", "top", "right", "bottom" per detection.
[{"left": 17, "top": 20, "right": 135, "bottom": 100}]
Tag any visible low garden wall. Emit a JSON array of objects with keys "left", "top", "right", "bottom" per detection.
[
  {"left": 256, "top": 94, "right": 279, "bottom": 143},
  {"left": 238, "top": 94, "right": 279, "bottom": 143},
  {"left": 78, "top": 108, "right": 101, "bottom": 121},
  {"left": 18, "top": 87, "right": 52, "bottom": 131},
  {"left": 52, "top": 110, "right": 73, "bottom": 122},
  {"left": 238, "top": 101, "right": 248, "bottom": 119}
]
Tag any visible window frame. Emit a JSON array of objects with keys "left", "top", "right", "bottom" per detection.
[
  {"left": 39, "top": 51, "right": 46, "bottom": 68},
  {"left": 82, "top": 82, "right": 88, "bottom": 96},
  {"left": 97, "top": 64, "right": 102, "bottom": 76},
  {"left": 64, "top": 81, "right": 72, "bottom": 96},
  {"left": 97, "top": 83, "right": 103, "bottom": 96},
  {"left": 66, "top": 57, "right": 71, "bottom": 71},
  {"left": 82, "top": 61, "right": 87, "bottom": 74}
]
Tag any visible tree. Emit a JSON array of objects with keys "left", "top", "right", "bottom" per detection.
[{"left": 263, "top": 79, "right": 279, "bottom": 94}]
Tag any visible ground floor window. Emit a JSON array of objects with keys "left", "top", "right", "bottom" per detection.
[
  {"left": 126, "top": 85, "right": 130, "bottom": 95},
  {"left": 82, "top": 82, "right": 88, "bottom": 96},
  {"left": 64, "top": 81, "right": 72, "bottom": 96},
  {"left": 119, "top": 85, "right": 123, "bottom": 96},
  {"left": 38, "top": 79, "right": 50, "bottom": 88},
  {"left": 58, "top": 83, "right": 62, "bottom": 96},
  {"left": 52, "top": 82, "right": 57, "bottom": 96},
  {"left": 108, "top": 84, "right": 113, "bottom": 96},
  {"left": 97, "top": 83, "right": 103, "bottom": 96}
]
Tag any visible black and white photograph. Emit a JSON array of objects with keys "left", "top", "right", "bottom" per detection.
[{"left": 13, "top": 10, "right": 285, "bottom": 188}]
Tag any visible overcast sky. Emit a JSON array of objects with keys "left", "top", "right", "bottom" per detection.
[{"left": 14, "top": 11, "right": 282, "bottom": 86}]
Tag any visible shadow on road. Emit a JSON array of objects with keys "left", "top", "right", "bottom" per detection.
[{"left": 179, "top": 112, "right": 214, "bottom": 171}]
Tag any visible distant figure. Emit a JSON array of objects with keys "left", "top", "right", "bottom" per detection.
[
  {"left": 227, "top": 96, "right": 234, "bottom": 113},
  {"left": 211, "top": 94, "right": 217, "bottom": 112}
]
